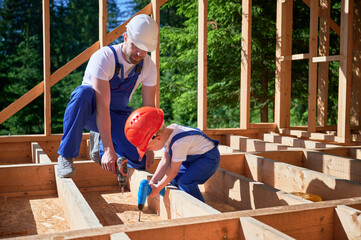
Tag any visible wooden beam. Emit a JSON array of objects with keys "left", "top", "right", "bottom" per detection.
[
  {"left": 351, "top": 0, "right": 361, "bottom": 127},
  {"left": 197, "top": 0, "right": 208, "bottom": 130},
  {"left": 55, "top": 165, "right": 102, "bottom": 230},
  {"left": 337, "top": 0, "right": 354, "bottom": 142},
  {"left": 43, "top": 0, "right": 51, "bottom": 136},
  {"left": 239, "top": 217, "right": 296, "bottom": 239},
  {"left": 151, "top": 0, "right": 161, "bottom": 108},
  {"left": 31, "top": 142, "right": 52, "bottom": 164},
  {"left": 240, "top": 0, "right": 252, "bottom": 129},
  {"left": 275, "top": 0, "right": 293, "bottom": 128},
  {"left": 0, "top": 164, "right": 57, "bottom": 197},
  {"left": 99, "top": 0, "right": 107, "bottom": 48},
  {"left": 335, "top": 205, "right": 361, "bottom": 240},
  {"left": 308, "top": 0, "right": 319, "bottom": 133},
  {"left": 204, "top": 168, "right": 310, "bottom": 211},
  {"left": 230, "top": 135, "right": 293, "bottom": 152},
  {"left": 303, "top": 150, "right": 361, "bottom": 183},
  {"left": 244, "top": 153, "right": 361, "bottom": 200}
]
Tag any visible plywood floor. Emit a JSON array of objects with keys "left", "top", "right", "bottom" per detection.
[
  {"left": 0, "top": 195, "right": 69, "bottom": 238},
  {"left": 81, "top": 188, "right": 162, "bottom": 225}
]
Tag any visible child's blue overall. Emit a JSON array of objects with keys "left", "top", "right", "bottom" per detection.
[
  {"left": 57, "top": 46, "right": 146, "bottom": 169},
  {"left": 169, "top": 130, "right": 220, "bottom": 202}
]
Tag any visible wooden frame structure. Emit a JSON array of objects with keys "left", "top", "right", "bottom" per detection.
[{"left": 0, "top": 0, "right": 361, "bottom": 239}]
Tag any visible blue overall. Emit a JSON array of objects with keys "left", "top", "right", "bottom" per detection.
[
  {"left": 58, "top": 46, "right": 146, "bottom": 169},
  {"left": 169, "top": 130, "right": 220, "bottom": 202}
]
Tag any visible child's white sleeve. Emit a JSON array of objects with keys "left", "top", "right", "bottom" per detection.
[{"left": 170, "top": 140, "right": 191, "bottom": 162}]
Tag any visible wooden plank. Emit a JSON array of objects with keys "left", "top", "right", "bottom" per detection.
[
  {"left": 239, "top": 217, "right": 296, "bottom": 239},
  {"left": 55, "top": 165, "right": 102, "bottom": 230},
  {"left": 0, "top": 164, "right": 56, "bottom": 197},
  {"left": 204, "top": 168, "right": 310, "bottom": 211},
  {"left": 335, "top": 205, "right": 361, "bottom": 240},
  {"left": 218, "top": 153, "right": 245, "bottom": 176},
  {"left": 254, "top": 205, "right": 335, "bottom": 239},
  {"left": 43, "top": 0, "right": 51, "bottom": 136},
  {"left": 197, "top": 0, "right": 208, "bottom": 130},
  {"left": 304, "top": 150, "right": 361, "bottom": 183},
  {"left": 251, "top": 150, "right": 304, "bottom": 167},
  {"left": 151, "top": 0, "right": 160, "bottom": 108},
  {"left": 230, "top": 135, "right": 293, "bottom": 152},
  {"left": 337, "top": 0, "right": 353, "bottom": 142},
  {"left": 244, "top": 153, "right": 361, "bottom": 200},
  {"left": 308, "top": 0, "right": 318, "bottom": 133},
  {"left": 110, "top": 232, "right": 131, "bottom": 240},
  {"left": 31, "top": 142, "right": 52, "bottom": 164},
  {"left": 281, "top": 53, "right": 309, "bottom": 61},
  {"left": 351, "top": 0, "right": 361, "bottom": 126},
  {"left": 313, "top": 55, "right": 341, "bottom": 63},
  {"left": 263, "top": 133, "right": 341, "bottom": 149},
  {"left": 99, "top": 0, "right": 107, "bottom": 48},
  {"left": 275, "top": 0, "right": 292, "bottom": 128},
  {"left": 240, "top": 0, "right": 252, "bottom": 129}
]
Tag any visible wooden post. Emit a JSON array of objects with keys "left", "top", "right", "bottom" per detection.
[
  {"left": 351, "top": 0, "right": 361, "bottom": 127},
  {"left": 99, "top": 0, "right": 107, "bottom": 48},
  {"left": 240, "top": 0, "right": 252, "bottom": 129},
  {"left": 151, "top": 0, "right": 161, "bottom": 108},
  {"left": 43, "top": 0, "right": 51, "bottom": 136},
  {"left": 197, "top": 0, "right": 208, "bottom": 130},
  {"left": 308, "top": 0, "right": 319, "bottom": 133},
  {"left": 316, "top": 0, "right": 330, "bottom": 127},
  {"left": 337, "top": 0, "right": 353, "bottom": 142},
  {"left": 275, "top": 0, "right": 293, "bottom": 129}
]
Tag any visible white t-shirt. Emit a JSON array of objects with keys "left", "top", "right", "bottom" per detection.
[
  {"left": 82, "top": 43, "right": 157, "bottom": 101},
  {"left": 163, "top": 124, "right": 215, "bottom": 162}
]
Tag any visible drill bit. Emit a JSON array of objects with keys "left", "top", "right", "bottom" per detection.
[{"left": 138, "top": 210, "right": 141, "bottom": 222}]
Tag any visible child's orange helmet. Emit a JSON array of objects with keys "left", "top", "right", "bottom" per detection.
[{"left": 125, "top": 107, "right": 164, "bottom": 158}]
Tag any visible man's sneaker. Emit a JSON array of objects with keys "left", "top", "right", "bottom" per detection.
[{"left": 57, "top": 156, "right": 75, "bottom": 178}]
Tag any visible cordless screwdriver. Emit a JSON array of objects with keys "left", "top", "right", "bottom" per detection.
[
  {"left": 117, "top": 157, "right": 127, "bottom": 193},
  {"left": 137, "top": 179, "right": 165, "bottom": 221}
]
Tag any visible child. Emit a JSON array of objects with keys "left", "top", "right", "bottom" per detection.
[{"left": 125, "top": 106, "right": 220, "bottom": 202}]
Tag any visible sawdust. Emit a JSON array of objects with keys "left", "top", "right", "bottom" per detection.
[
  {"left": 81, "top": 188, "right": 162, "bottom": 226},
  {"left": 0, "top": 195, "right": 69, "bottom": 238}
]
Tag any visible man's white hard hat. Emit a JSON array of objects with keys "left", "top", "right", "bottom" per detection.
[{"left": 126, "top": 14, "right": 159, "bottom": 52}]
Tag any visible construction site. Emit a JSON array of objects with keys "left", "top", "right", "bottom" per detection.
[{"left": 1, "top": 0, "right": 361, "bottom": 239}]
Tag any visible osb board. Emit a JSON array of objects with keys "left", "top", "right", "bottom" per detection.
[
  {"left": 81, "top": 187, "right": 162, "bottom": 226},
  {"left": 0, "top": 195, "right": 69, "bottom": 238}
]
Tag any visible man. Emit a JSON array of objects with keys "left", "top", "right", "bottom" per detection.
[{"left": 57, "top": 14, "right": 158, "bottom": 178}]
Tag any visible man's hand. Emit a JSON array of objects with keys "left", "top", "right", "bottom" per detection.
[
  {"left": 143, "top": 150, "right": 154, "bottom": 171},
  {"left": 101, "top": 148, "right": 118, "bottom": 174}
]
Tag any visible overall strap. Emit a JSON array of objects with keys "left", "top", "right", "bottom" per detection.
[
  {"left": 169, "top": 130, "right": 219, "bottom": 159},
  {"left": 108, "top": 45, "right": 124, "bottom": 80}
]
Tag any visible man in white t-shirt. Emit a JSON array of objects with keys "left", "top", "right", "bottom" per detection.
[{"left": 57, "top": 14, "right": 158, "bottom": 178}]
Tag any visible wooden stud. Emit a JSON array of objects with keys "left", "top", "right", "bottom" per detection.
[
  {"left": 197, "top": 0, "right": 208, "bottom": 130},
  {"left": 337, "top": 0, "right": 354, "bottom": 143},
  {"left": 151, "top": 0, "right": 161, "bottom": 108},
  {"left": 240, "top": 0, "right": 252, "bottom": 129},
  {"left": 43, "top": 0, "right": 51, "bottom": 136},
  {"left": 99, "top": 0, "right": 107, "bottom": 48},
  {"left": 275, "top": 0, "right": 293, "bottom": 128}
]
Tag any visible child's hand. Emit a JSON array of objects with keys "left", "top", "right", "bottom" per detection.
[{"left": 148, "top": 182, "right": 161, "bottom": 198}]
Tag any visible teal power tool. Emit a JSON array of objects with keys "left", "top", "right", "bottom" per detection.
[
  {"left": 137, "top": 179, "right": 165, "bottom": 221},
  {"left": 117, "top": 157, "right": 127, "bottom": 193}
]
